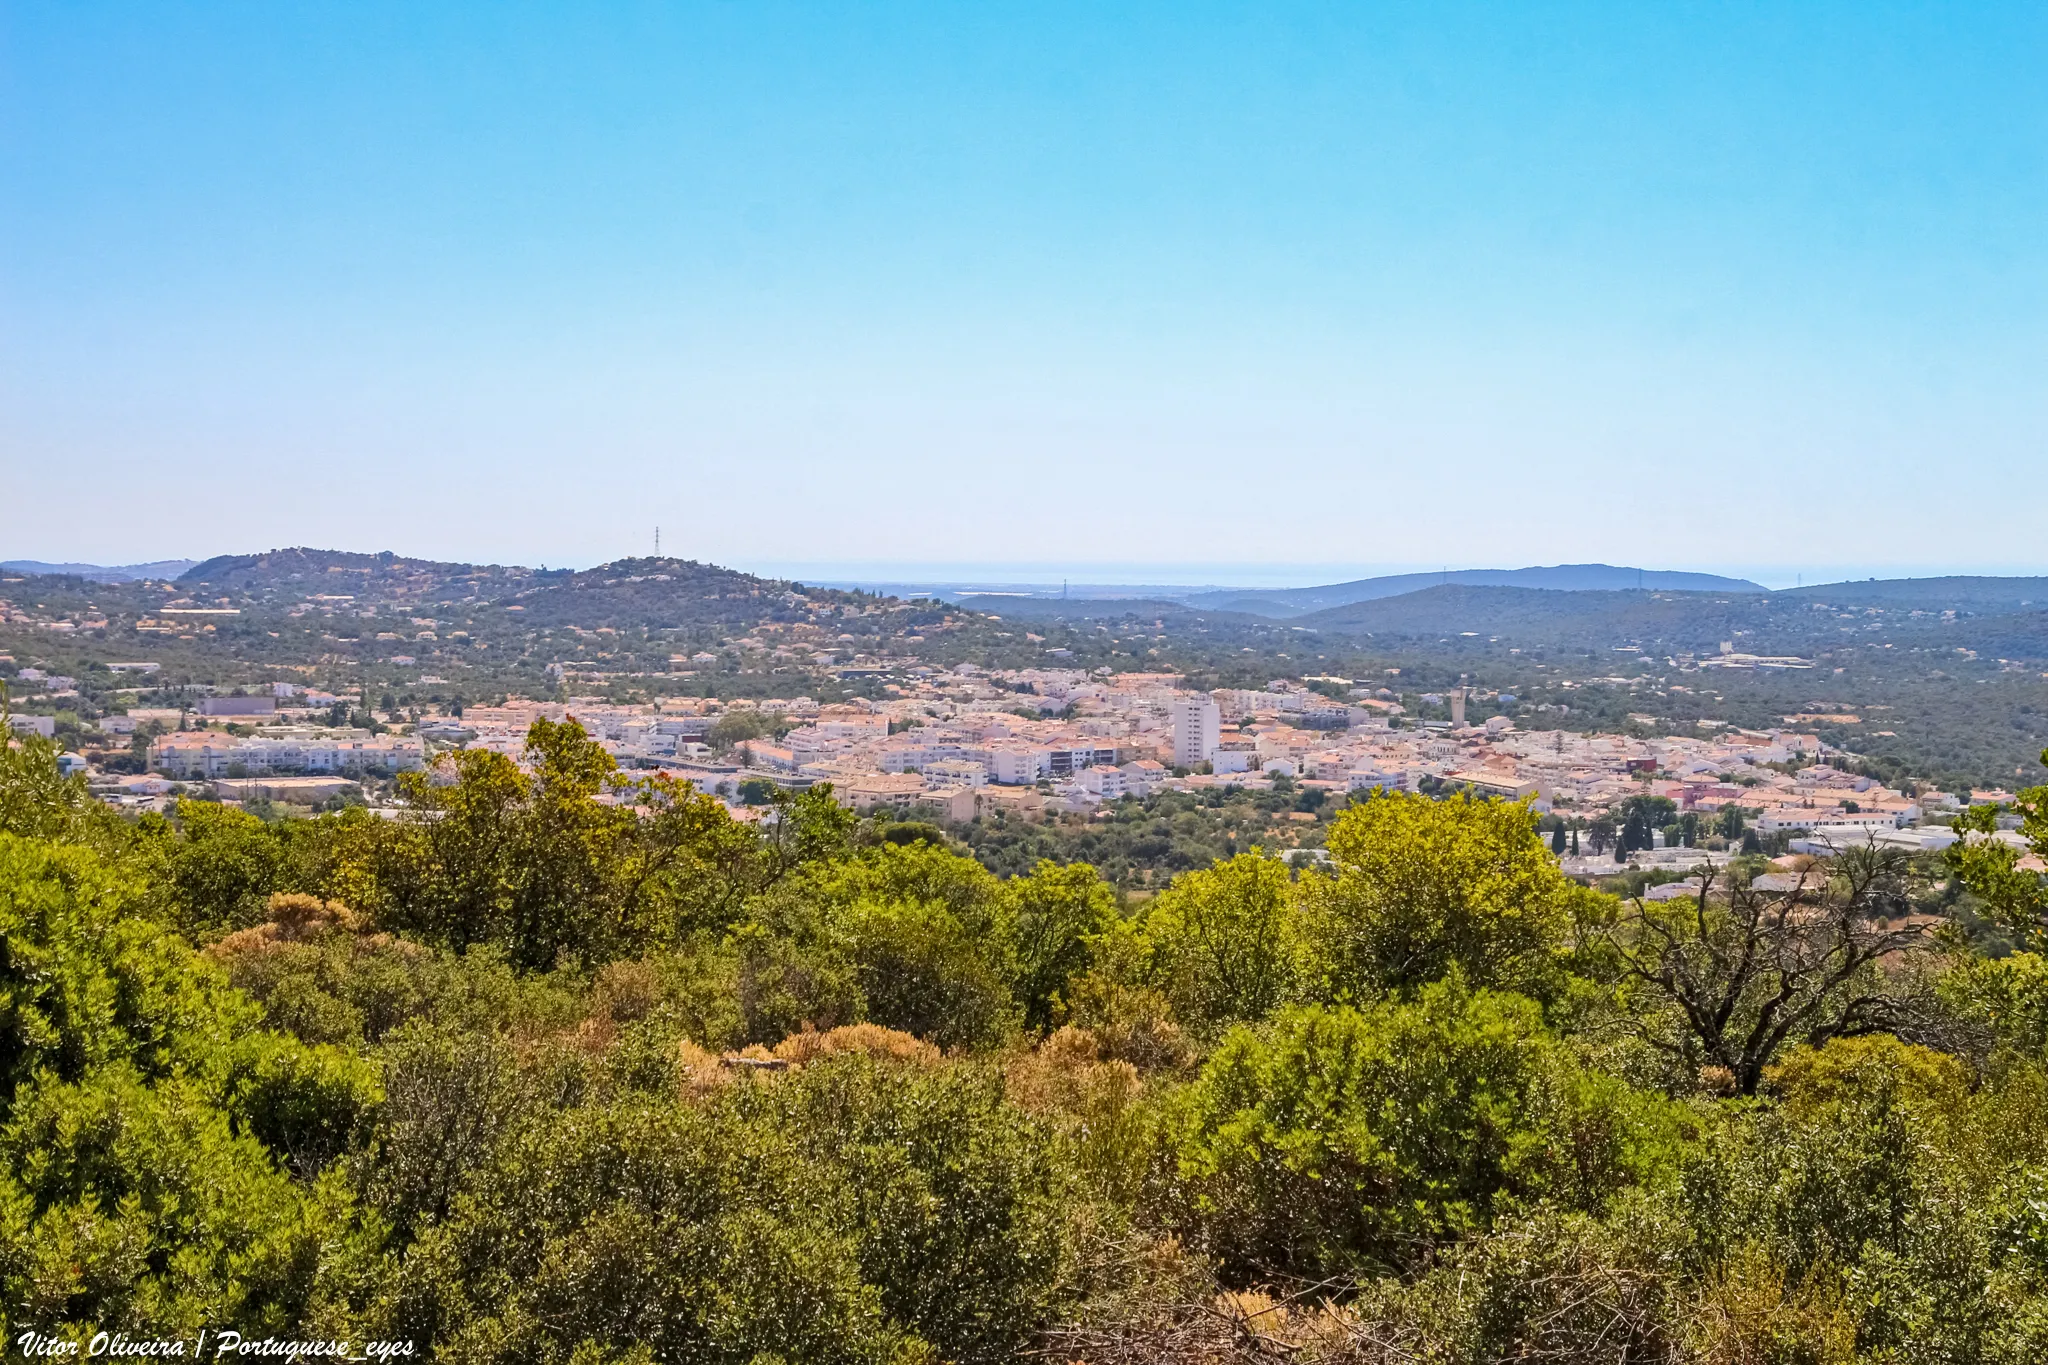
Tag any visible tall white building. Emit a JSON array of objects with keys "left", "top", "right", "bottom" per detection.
[
  {"left": 988, "top": 745, "right": 1051, "bottom": 785},
  {"left": 1169, "top": 696, "right": 1221, "bottom": 768}
]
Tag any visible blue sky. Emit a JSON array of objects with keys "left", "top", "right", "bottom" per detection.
[{"left": 2, "top": 2, "right": 2043, "bottom": 585}]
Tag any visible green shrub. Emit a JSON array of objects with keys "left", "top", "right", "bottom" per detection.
[
  {"left": 0, "top": 833, "right": 253, "bottom": 1113},
  {"left": 0, "top": 1065, "right": 371, "bottom": 1336},
  {"left": 766, "top": 1055, "right": 1073, "bottom": 1362},
  {"left": 1142, "top": 852, "right": 1298, "bottom": 1033},
  {"left": 844, "top": 898, "right": 1018, "bottom": 1049},
  {"left": 1174, "top": 978, "right": 1684, "bottom": 1278},
  {"left": 222, "top": 1029, "right": 382, "bottom": 1175}
]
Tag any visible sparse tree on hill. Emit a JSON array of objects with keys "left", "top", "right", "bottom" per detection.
[
  {"left": 1621, "top": 808, "right": 1652, "bottom": 853},
  {"left": 1590, "top": 846, "right": 1930, "bottom": 1094}
]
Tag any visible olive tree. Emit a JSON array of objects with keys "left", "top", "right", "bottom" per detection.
[{"left": 1595, "top": 847, "right": 1930, "bottom": 1094}]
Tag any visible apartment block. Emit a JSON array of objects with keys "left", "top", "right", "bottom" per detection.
[{"left": 1169, "top": 696, "right": 1220, "bottom": 768}]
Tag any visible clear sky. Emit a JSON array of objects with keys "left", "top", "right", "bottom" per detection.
[{"left": 3, "top": 3, "right": 2043, "bottom": 584}]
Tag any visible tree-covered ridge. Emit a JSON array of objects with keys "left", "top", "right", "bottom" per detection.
[
  {"left": 9, "top": 720, "right": 2048, "bottom": 1359},
  {"left": 177, "top": 546, "right": 536, "bottom": 600},
  {"left": 173, "top": 547, "right": 878, "bottom": 627}
]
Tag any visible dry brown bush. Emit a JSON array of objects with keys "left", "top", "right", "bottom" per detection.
[
  {"left": 676, "top": 1038, "right": 728, "bottom": 1099},
  {"left": 204, "top": 891, "right": 375, "bottom": 961},
  {"left": 1062, "top": 974, "right": 1195, "bottom": 1072},
  {"left": 1685, "top": 1244, "right": 1855, "bottom": 1365},
  {"left": 1042, "top": 1283, "right": 1385, "bottom": 1364},
  {"left": 773, "top": 1022, "right": 941, "bottom": 1067},
  {"left": 569, "top": 1015, "right": 618, "bottom": 1054},
  {"left": 592, "top": 958, "right": 665, "bottom": 1023},
  {"left": 1006, "top": 1026, "right": 1142, "bottom": 1120}
]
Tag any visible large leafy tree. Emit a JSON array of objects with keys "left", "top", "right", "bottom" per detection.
[
  {"left": 1143, "top": 851, "right": 1298, "bottom": 1032},
  {"left": 1299, "top": 791, "right": 1582, "bottom": 1000},
  {"left": 813, "top": 842, "right": 1018, "bottom": 1048},
  {"left": 0, "top": 707, "right": 117, "bottom": 848},
  {"left": 338, "top": 718, "right": 819, "bottom": 967},
  {"left": 1000, "top": 860, "right": 1118, "bottom": 1032},
  {"left": 138, "top": 799, "right": 288, "bottom": 935}
]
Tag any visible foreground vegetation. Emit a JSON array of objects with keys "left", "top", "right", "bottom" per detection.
[{"left": 10, "top": 719, "right": 2048, "bottom": 1361}]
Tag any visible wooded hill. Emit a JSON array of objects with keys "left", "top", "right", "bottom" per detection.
[
  {"left": 1287, "top": 581, "right": 2048, "bottom": 661},
  {"left": 175, "top": 547, "right": 875, "bottom": 628},
  {"left": 950, "top": 577, "right": 2048, "bottom": 664}
]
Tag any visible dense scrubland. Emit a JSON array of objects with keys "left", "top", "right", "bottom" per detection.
[{"left": 11, "top": 714, "right": 2048, "bottom": 1361}]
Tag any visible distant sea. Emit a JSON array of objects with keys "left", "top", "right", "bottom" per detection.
[{"left": 737, "top": 561, "right": 1430, "bottom": 592}]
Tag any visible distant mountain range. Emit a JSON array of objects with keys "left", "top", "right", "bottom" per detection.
[
  {"left": 9, "top": 552, "right": 2046, "bottom": 643},
  {"left": 954, "top": 575, "right": 2048, "bottom": 660},
  {"left": 1286, "top": 583, "right": 1778, "bottom": 642},
  {"left": 1, "top": 558, "right": 198, "bottom": 583},
  {"left": 1176, "top": 564, "right": 1767, "bottom": 617}
]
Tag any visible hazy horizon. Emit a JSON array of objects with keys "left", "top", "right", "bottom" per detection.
[{"left": 13, "top": 547, "right": 2048, "bottom": 595}]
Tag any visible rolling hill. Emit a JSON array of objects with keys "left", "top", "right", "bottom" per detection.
[
  {"left": 178, "top": 547, "right": 534, "bottom": 602},
  {"left": 1776, "top": 576, "right": 2048, "bottom": 611},
  {"left": 1288, "top": 585, "right": 1771, "bottom": 646},
  {"left": 1181, "top": 563, "right": 1766, "bottom": 617},
  {"left": 1283, "top": 583, "right": 2048, "bottom": 660},
  {"left": 172, "top": 547, "right": 879, "bottom": 630},
  {"left": 3, "top": 558, "right": 199, "bottom": 583}
]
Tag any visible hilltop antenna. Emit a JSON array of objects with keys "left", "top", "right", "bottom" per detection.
[{"left": 655, "top": 526, "right": 661, "bottom": 558}]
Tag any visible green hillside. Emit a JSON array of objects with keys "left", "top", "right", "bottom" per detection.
[{"left": 1292, "top": 583, "right": 2048, "bottom": 662}]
